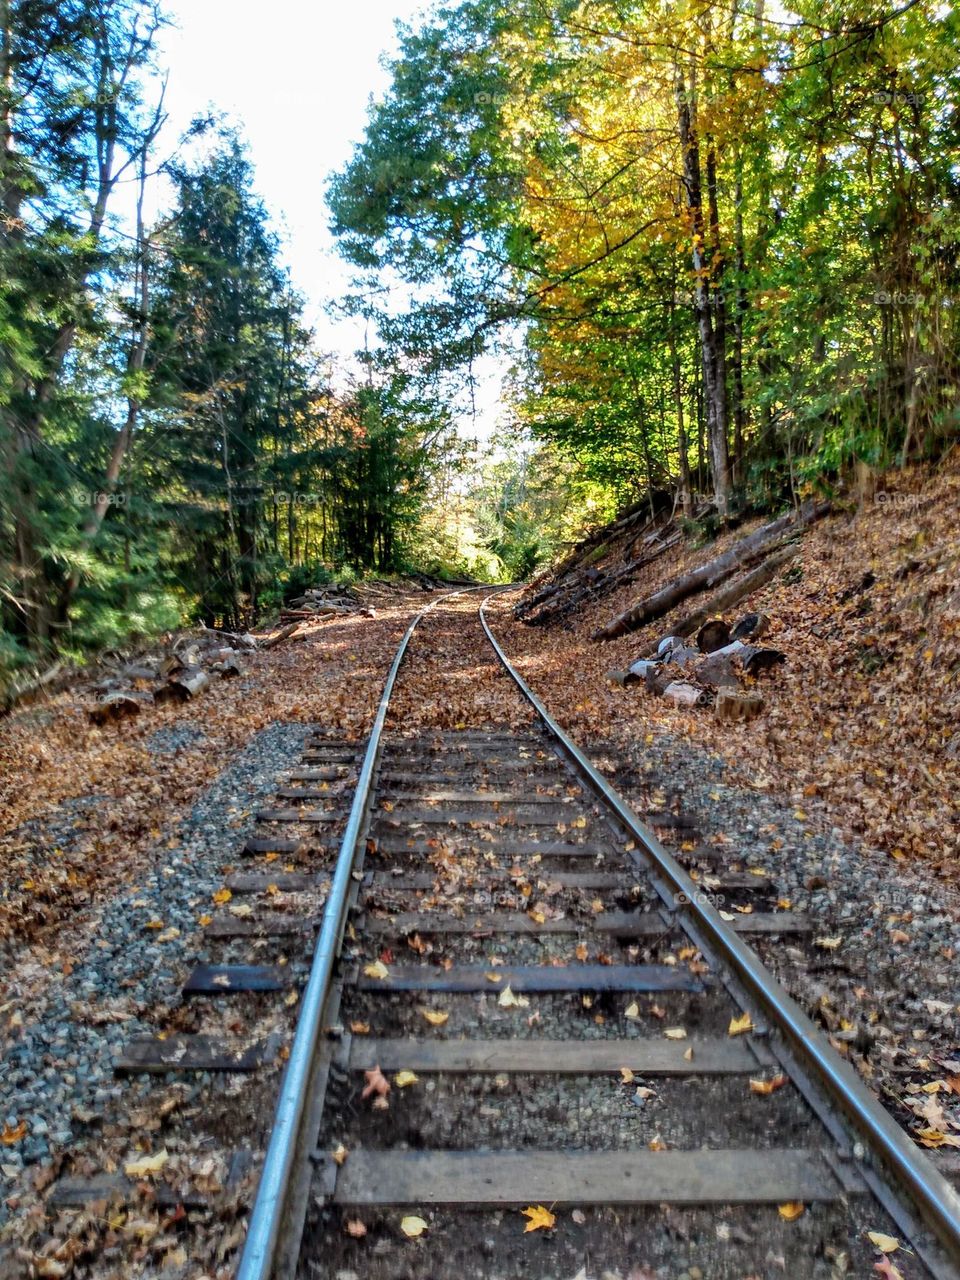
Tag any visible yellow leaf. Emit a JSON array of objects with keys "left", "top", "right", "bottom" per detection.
[
  {"left": 521, "top": 1205, "right": 556, "bottom": 1233},
  {"left": 867, "top": 1231, "right": 900, "bottom": 1253},
  {"left": 575, "top": 942, "right": 589, "bottom": 961},
  {"left": 364, "top": 960, "right": 389, "bottom": 980},
  {"left": 285, "top": 991, "right": 299, "bottom": 1006},
  {"left": 198, "top": 914, "right": 213, "bottom": 926},
  {"left": 619, "top": 1067, "right": 635, "bottom": 1084},
  {"left": 527, "top": 909, "right": 546, "bottom": 925},
  {"left": 332, "top": 1143, "right": 348, "bottom": 1166},
  {"left": 394, "top": 1070, "right": 419, "bottom": 1088},
  {"left": 498, "top": 984, "right": 529, "bottom": 1009},
  {"left": 648, "top": 1135, "right": 667, "bottom": 1151},
  {"left": 749, "top": 1074, "right": 788, "bottom": 1095},
  {"left": 124, "top": 1149, "right": 169, "bottom": 1178},
  {"left": 485, "top": 971, "right": 503, "bottom": 983},
  {"left": 917, "top": 1129, "right": 960, "bottom": 1148},
  {"left": 145, "top": 919, "right": 164, "bottom": 930},
  {"left": 212, "top": 888, "right": 232, "bottom": 905},
  {"left": 419, "top": 1008, "right": 449, "bottom": 1027},
  {"left": 815, "top": 936, "right": 842, "bottom": 950},
  {"left": 778, "top": 1202, "right": 804, "bottom": 1221},
  {"left": 793, "top": 809, "right": 807, "bottom": 821},
  {"left": 624, "top": 1001, "right": 640, "bottom": 1019},
  {"left": 683, "top": 1047, "right": 694, "bottom": 1061},
  {"left": 664, "top": 1027, "right": 687, "bottom": 1040},
  {"left": 728, "top": 1012, "right": 754, "bottom": 1037},
  {"left": 400, "top": 1215, "right": 428, "bottom": 1238},
  {"left": 572, "top": 816, "right": 587, "bottom": 828},
  {"left": 350, "top": 1020, "right": 370, "bottom": 1035},
  {"left": 1, "top": 1120, "right": 28, "bottom": 1145}
]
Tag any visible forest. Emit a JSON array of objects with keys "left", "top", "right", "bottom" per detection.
[{"left": 2, "top": 0, "right": 957, "bottom": 691}]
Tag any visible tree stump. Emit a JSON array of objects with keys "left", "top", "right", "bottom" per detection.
[{"left": 715, "top": 688, "right": 764, "bottom": 722}]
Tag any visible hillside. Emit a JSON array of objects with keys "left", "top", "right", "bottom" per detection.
[{"left": 495, "top": 456, "right": 960, "bottom": 874}]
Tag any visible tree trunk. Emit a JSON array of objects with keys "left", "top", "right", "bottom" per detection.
[
  {"left": 591, "top": 502, "right": 829, "bottom": 641},
  {"left": 676, "top": 60, "right": 731, "bottom": 516}
]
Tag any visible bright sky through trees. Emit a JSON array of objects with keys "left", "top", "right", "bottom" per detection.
[{"left": 158, "top": 0, "right": 426, "bottom": 357}]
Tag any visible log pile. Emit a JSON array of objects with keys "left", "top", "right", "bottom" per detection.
[
  {"left": 605, "top": 609, "right": 787, "bottom": 721},
  {"left": 591, "top": 500, "right": 829, "bottom": 641},
  {"left": 88, "top": 632, "right": 257, "bottom": 724}
]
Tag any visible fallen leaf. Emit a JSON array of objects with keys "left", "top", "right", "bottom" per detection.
[
  {"left": 624, "top": 1001, "right": 640, "bottom": 1019},
  {"left": 332, "top": 1143, "right": 348, "bottom": 1166},
  {"left": 521, "top": 1204, "right": 556, "bottom": 1232},
  {"left": 400, "top": 1215, "right": 428, "bottom": 1238},
  {"left": 1, "top": 1120, "right": 27, "bottom": 1145},
  {"left": 874, "top": 1260, "right": 905, "bottom": 1280},
  {"left": 778, "top": 1201, "right": 804, "bottom": 1221},
  {"left": 664, "top": 1027, "right": 687, "bottom": 1040},
  {"left": 728, "top": 1012, "right": 754, "bottom": 1037},
  {"left": 815, "top": 936, "right": 843, "bottom": 950},
  {"left": 362, "top": 1067, "right": 390, "bottom": 1101},
  {"left": 394, "top": 1070, "right": 419, "bottom": 1088},
  {"left": 212, "top": 888, "right": 232, "bottom": 905},
  {"left": 350, "top": 1021, "right": 371, "bottom": 1035},
  {"left": 363, "top": 960, "right": 389, "bottom": 980},
  {"left": 124, "top": 1149, "right": 169, "bottom": 1178},
  {"left": 419, "top": 1008, "right": 449, "bottom": 1027},
  {"left": 498, "top": 984, "right": 530, "bottom": 1009},
  {"left": 619, "top": 1067, "right": 635, "bottom": 1083},
  {"left": 345, "top": 1218, "right": 367, "bottom": 1237},
  {"left": 749, "top": 1074, "right": 788, "bottom": 1095},
  {"left": 867, "top": 1231, "right": 900, "bottom": 1254}
]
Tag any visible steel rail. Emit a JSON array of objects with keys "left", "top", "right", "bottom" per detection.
[
  {"left": 236, "top": 587, "right": 494, "bottom": 1280},
  {"left": 479, "top": 596, "right": 960, "bottom": 1269}
]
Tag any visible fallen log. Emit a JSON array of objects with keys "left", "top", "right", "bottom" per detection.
[
  {"left": 522, "top": 532, "right": 683, "bottom": 627},
  {"left": 641, "top": 544, "right": 801, "bottom": 656},
  {"left": 260, "top": 622, "right": 301, "bottom": 649},
  {"left": 591, "top": 502, "right": 829, "bottom": 641}
]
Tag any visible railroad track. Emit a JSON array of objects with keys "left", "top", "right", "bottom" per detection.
[{"left": 32, "top": 590, "right": 960, "bottom": 1279}]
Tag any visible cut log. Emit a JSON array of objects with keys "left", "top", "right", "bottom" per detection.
[
  {"left": 591, "top": 502, "right": 829, "bottom": 641},
  {"left": 90, "top": 691, "right": 151, "bottom": 724},
  {"left": 696, "top": 618, "right": 731, "bottom": 653},
  {"left": 741, "top": 647, "right": 787, "bottom": 676},
  {"left": 715, "top": 688, "right": 764, "bottom": 722},
  {"left": 156, "top": 667, "right": 210, "bottom": 702},
  {"left": 605, "top": 669, "right": 640, "bottom": 688},
  {"left": 730, "top": 612, "right": 769, "bottom": 642},
  {"left": 663, "top": 681, "right": 711, "bottom": 708}
]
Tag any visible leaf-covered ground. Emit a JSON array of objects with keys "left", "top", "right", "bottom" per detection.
[
  {"left": 497, "top": 460, "right": 960, "bottom": 877},
  {"left": 0, "top": 593, "right": 436, "bottom": 949}
]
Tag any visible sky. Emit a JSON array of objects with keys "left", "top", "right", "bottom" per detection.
[{"left": 156, "top": 0, "right": 507, "bottom": 436}]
